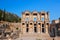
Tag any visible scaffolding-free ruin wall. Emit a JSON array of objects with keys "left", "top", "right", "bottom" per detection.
[{"left": 21, "top": 11, "right": 50, "bottom": 34}]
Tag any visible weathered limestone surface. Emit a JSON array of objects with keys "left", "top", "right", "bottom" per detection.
[{"left": 21, "top": 11, "right": 52, "bottom": 40}]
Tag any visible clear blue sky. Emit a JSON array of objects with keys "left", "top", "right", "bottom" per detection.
[{"left": 0, "top": 0, "right": 60, "bottom": 21}]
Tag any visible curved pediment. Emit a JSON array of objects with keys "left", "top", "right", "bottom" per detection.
[
  {"left": 40, "top": 11, "right": 46, "bottom": 15},
  {"left": 32, "top": 11, "right": 38, "bottom": 15},
  {"left": 32, "top": 11, "right": 38, "bottom": 13},
  {"left": 24, "top": 10, "right": 30, "bottom": 14}
]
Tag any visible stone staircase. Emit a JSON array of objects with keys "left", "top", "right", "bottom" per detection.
[{"left": 14, "top": 33, "right": 53, "bottom": 40}]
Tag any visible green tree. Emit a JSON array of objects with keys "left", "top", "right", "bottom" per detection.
[{"left": 0, "top": 9, "right": 21, "bottom": 22}]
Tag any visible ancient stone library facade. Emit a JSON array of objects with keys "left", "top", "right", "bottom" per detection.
[{"left": 21, "top": 11, "right": 53, "bottom": 40}]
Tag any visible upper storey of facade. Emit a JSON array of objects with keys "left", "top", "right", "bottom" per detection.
[{"left": 21, "top": 11, "right": 49, "bottom": 22}]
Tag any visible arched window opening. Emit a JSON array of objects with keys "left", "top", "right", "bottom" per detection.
[
  {"left": 26, "top": 24, "right": 29, "bottom": 32},
  {"left": 25, "top": 18, "right": 29, "bottom": 21},
  {"left": 41, "top": 17, "right": 44, "bottom": 21},
  {"left": 26, "top": 13, "right": 29, "bottom": 16},
  {"left": 34, "top": 18, "right": 37, "bottom": 21},
  {"left": 26, "top": 24, "right": 29, "bottom": 27},
  {"left": 26, "top": 28, "right": 29, "bottom": 32},
  {"left": 42, "top": 28, "right": 45, "bottom": 33},
  {"left": 34, "top": 24, "right": 37, "bottom": 32}
]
